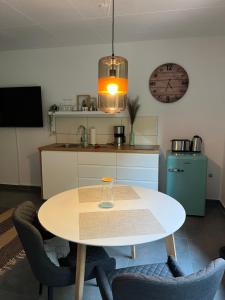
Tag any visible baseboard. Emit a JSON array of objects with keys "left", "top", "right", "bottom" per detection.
[
  {"left": 206, "top": 199, "right": 225, "bottom": 215},
  {"left": 206, "top": 199, "right": 220, "bottom": 206},
  {"left": 0, "top": 184, "right": 41, "bottom": 193},
  {"left": 218, "top": 201, "right": 225, "bottom": 215}
]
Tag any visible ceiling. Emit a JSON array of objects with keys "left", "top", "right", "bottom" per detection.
[{"left": 0, "top": 0, "right": 225, "bottom": 51}]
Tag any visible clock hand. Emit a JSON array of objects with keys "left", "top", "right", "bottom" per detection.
[
  {"left": 168, "top": 80, "right": 173, "bottom": 89},
  {"left": 165, "top": 79, "right": 171, "bottom": 91}
]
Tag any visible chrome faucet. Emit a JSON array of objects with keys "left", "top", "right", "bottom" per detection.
[{"left": 77, "top": 125, "right": 88, "bottom": 147}]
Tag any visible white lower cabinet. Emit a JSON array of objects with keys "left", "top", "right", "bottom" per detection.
[
  {"left": 116, "top": 180, "right": 158, "bottom": 190},
  {"left": 41, "top": 151, "right": 78, "bottom": 199},
  {"left": 117, "top": 167, "right": 158, "bottom": 181},
  {"left": 41, "top": 150, "right": 159, "bottom": 199},
  {"left": 78, "top": 162, "right": 116, "bottom": 179},
  {"left": 79, "top": 178, "right": 103, "bottom": 187},
  {"left": 116, "top": 153, "right": 159, "bottom": 190},
  {"left": 79, "top": 165, "right": 116, "bottom": 180},
  {"left": 78, "top": 152, "right": 116, "bottom": 165},
  {"left": 78, "top": 152, "right": 116, "bottom": 187},
  {"left": 116, "top": 153, "right": 159, "bottom": 168}
]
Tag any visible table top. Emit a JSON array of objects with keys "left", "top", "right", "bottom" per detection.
[{"left": 38, "top": 185, "right": 186, "bottom": 247}]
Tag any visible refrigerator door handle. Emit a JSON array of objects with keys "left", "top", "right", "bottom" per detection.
[{"left": 168, "top": 168, "right": 184, "bottom": 173}]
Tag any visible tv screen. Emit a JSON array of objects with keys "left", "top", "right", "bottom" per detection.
[{"left": 0, "top": 86, "right": 43, "bottom": 127}]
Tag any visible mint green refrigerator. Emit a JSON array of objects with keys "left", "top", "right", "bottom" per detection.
[{"left": 166, "top": 151, "right": 208, "bottom": 216}]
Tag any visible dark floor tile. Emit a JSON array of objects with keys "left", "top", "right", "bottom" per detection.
[
  {"left": 0, "top": 259, "right": 37, "bottom": 295},
  {"left": 127, "top": 240, "right": 167, "bottom": 268},
  {"left": 0, "top": 289, "right": 36, "bottom": 300},
  {"left": 174, "top": 236, "right": 193, "bottom": 274},
  {"left": 0, "top": 189, "right": 42, "bottom": 209}
]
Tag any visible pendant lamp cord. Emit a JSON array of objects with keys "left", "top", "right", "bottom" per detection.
[{"left": 112, "top": 0, "right": 114, "bottom": 57}]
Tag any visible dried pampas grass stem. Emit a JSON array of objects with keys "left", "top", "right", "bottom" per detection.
[{"left": 128, "top": 97, "right": 140, "bottom": 125}]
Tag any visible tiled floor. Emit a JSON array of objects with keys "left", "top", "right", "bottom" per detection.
[{"left": 0, "top": 187, "right": 225, "bottom": 299}]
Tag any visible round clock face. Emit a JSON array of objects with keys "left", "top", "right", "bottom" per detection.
[{"left": 149, "top": 63, "right": 189, "bottom": 103}]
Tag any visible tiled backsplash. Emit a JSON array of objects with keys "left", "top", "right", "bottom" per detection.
[{"left": 56, "top": 116, "right": 158, "bottom": 145}]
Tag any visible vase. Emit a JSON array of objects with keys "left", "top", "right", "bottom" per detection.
[{"left": 129, "top": 126, "right": 135, "bottom": 146}]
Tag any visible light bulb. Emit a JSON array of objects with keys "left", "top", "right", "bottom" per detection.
[{"left": 107, "top": 83, "right": 118, "bottom": 95}]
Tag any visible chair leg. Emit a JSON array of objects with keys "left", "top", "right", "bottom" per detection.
[
  {"left": 39, "top": 283, "right": 43, "bottom": 295},
  {"left": 48, "top": 286, "right": 53, "bottom": 300}
]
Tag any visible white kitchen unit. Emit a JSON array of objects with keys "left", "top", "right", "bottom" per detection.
[
  {"left": 78, "top": 152, "right": 116, "bottom": 187},
  {"left": 116, "top": 153, "right": 158, "bottom": 190},
  {"left": 40, "top": 145, "right": 159, "bottom": 199},
  {"left": 41, "top": 151, "right": 78, "bottom": 199}
]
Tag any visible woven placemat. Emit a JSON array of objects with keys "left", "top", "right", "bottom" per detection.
[
  {"left": 79, "top": 209, "right": 165, "bottom": 240},
  {"left": 78, "top": 185, "right": 140, "bottom": 203}
]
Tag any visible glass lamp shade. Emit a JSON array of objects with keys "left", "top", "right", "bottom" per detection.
[
  {"left": 98, "top": 55, "right": 128, "bottom": 113},
  {"left": 98, "top": 94, "right": 127, "bottom": 113}
]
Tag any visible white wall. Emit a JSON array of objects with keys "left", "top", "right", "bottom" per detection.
[{"left": 0, "top": 36, "right": 225, "bottom": 200}]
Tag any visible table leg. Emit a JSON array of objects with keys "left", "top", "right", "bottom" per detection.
[
  {"left": 131, "top": 245, "right": 136, "bottom": 259},
  {"left": 165, "top": 234, "right": 177, "bottom": 260},
  {"left": 75, "top": 244, "right": 86, "bottom": 300}
]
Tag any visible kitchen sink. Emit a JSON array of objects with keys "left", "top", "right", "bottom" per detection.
[
  {"left": 57, "top": 143, "right": 115, "bottom": 149},
  {"left": 59, "top": 143, "right": 81, "bottom": 148}
]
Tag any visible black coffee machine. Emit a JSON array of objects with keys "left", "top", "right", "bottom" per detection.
[{"left": 114, "top": 126, "right": 125, "bottom": 146}]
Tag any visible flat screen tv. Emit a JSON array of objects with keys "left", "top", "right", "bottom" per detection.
[{"left": 0, "top": 86, "right": 43, "bottom": 127}]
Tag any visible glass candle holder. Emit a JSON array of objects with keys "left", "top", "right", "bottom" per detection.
[{"left": 99, "top": 177, "right": 114, "bottom": 208}]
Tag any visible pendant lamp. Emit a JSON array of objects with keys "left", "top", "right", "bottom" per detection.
[{"left": 98, "top": 0, "right": 128, "bottom": 113}]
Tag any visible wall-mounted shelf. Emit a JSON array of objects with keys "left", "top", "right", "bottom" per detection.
[
  {"left": 48, "top": 110, "right": 153, "bottom": 134},
  {"left": 48, "top": 110, "right": 128, "bottom": 134},
  {"left": 48, "top": 111, "right": 128, "bottom": 118}
]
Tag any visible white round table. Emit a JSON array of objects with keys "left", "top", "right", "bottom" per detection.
[{"left": 38, "top": 185, "right": 186, "bottom": 300}]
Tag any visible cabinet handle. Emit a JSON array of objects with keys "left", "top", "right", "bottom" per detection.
[{"left": 168, "top": 168, "right": 184, "bottom": 173}]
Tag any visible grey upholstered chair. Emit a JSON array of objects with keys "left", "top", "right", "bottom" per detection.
[
  {"left": 96, "top": 256, "right": 225, "bottom": 300},
  {"left": 13, "top": 201, "right": 116, "bottom": 300}
]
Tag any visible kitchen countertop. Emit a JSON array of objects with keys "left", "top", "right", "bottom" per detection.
[{"left": 39, "top": 143, "right": 160, "bottom": 154}]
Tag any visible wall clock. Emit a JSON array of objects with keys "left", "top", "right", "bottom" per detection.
[{"left": 149, "top": 63, "right": 189, "bottom": 103}]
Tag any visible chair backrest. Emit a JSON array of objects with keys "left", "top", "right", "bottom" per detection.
[
  {"left": 112, "top": 258, "right": 225, "bottom": 300},
  {"left": 12, "top": 201, "right": 73, "bottom": 287}
]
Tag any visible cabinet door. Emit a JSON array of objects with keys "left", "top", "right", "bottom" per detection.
[
  {"left": 117, "top": 167, "right": 158, "bottom": 181},
  {"left": 79, "top": 178, "right": 103, "bottom": 187},
  {"left": 41, "top": 151, "right": 77, "bottom": 199},
  {"left": 116, "top": 179, "right": 158, "bottom": 190},
  {"left": 78, "top": 152, "right": 116, "bottom": 187},
  {"left": 116, "top": 153, "right": 159, "bottom": 190},
  {"left": 117, "top": 153, "right": 159, "bottom": 168},
  {"left": 78, "top": 152, "right": 116, "bottom": 165},
  {"left": 79, "top": 165, "right": 116, "bottom": 179},
  {"left": 166, "top": 157, "right": 207, "bottom": 216}
]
